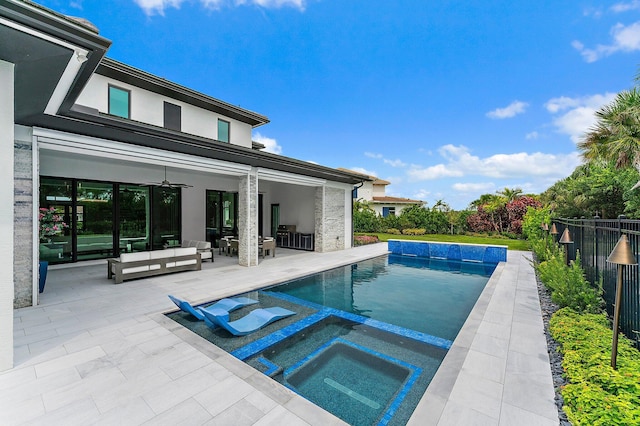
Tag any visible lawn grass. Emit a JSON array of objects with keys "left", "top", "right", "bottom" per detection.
[{"left": 357, "top": 233, "right": 530, "bottom": 251}]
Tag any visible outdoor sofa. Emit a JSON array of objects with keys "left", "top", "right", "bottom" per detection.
[
  {"left": 107, "top": 247, "right": 201, "bottom": 284},
  {"left": 181, "top": 240, "right": 214, "bottom": 262}
]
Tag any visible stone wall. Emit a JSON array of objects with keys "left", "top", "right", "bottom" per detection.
[
  {"left": 315, "top": 186, "right": 346, "bottom": 252},
  {"left": 238, "top": 171, "right": 258, "bottom": 266},
  {"left": 14, "top": 137, "right": 33, "bottom": 308}
]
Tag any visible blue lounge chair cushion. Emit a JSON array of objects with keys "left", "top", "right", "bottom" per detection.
[
  {"left": 168, "top": 295, "right": 258, "bottom": 321},
  {"left": 199, "top": 306, "right": 296, "bottom": 336}
]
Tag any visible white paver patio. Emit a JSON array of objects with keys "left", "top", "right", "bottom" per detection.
[{"left": 2, "top": 245, "right": 558, "bottom": 425}]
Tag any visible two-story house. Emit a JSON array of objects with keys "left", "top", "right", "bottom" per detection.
[
  {"left": 0, "top": 0, "right": 368, "bottom": 370},
  {"left": 339, "top": 169, "right": 423, "bottom": 217}
]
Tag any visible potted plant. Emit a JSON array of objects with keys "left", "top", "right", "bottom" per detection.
[
  {"left": 39, "top": 207, "right": 68, "bottom": 242},
  {"left": 38, "top": 207, "right": 68, "bottom": 293}
]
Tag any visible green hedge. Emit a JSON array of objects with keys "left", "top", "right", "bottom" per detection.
[{"left": 550, "top": 308, "right": 640, "bottom": 425}]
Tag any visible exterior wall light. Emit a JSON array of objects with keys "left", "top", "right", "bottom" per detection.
[{"left": 606, "top": 234, "right": 638, "bottom": 369}]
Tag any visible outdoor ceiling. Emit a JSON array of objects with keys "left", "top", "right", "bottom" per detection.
[{"left": 0, "top": 24, "right": 72, "bottom": 121}]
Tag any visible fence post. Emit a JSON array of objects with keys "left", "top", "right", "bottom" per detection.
[{"left": 594, "top": 214, "right": 599, "bottom": 282}]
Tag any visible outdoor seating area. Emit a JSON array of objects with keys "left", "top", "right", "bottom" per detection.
[
  {"left": 107, "top": 246, "right": 201, "bottom": 284},
  {"left": 199, "top": 306, "right": 296, "bottom": 336},
  {"left": 219, "top": 236, "right": 276, "bottom": 259},
  {"left": 181, "top": 240, "right": 214, "bottom": 262}
]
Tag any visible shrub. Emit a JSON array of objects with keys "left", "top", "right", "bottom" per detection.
[
  {"left": 353, "top": 235, "right": 380, "bottom": 246},
  {"left": 386, "top": 228, "right": 401, "bottom": 235},
  {"left": 534, "top": 251, "right": 603, "bottom": 314},
  {"left": 401, "top": 228, "right": 426, "bottom": 235},
  {"left": 550, "top": 308, "right": 640, "bottom": 425}
]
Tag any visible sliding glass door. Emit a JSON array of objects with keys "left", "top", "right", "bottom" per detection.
[
  {"left": 119, "top": 185, "right": 150, "bottom": 252},
  {"left": 39, "top": 177, "right": 182, "bottom": 263},
  {"left": 39, "top": 178, "right": 73, "bottom": 263},
  {"left": 152, "top": 186, "right": 181, "bottom": 250},
  {"left": 206, "top": 190, "right": 237, "bottom": 248},
  {"left": 76, "top": 181, "right": 114, "bottom": 261}
]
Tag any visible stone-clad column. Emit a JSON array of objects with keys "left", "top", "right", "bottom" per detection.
[
  {"left": 14, "top": 126, "right": 34, "bottom": 308},
  {"left": 315, "top": 186, "right": 346, "bottom": 253},
  {"left": 1, "top": 60, "right": 15, "bottom": 371},
  {"left": 238, "top": 169, "right": 258, "bottom": 266}
]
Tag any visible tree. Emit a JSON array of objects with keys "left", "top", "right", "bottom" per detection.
[
  {"left": 497, "top": 187, "right": 523, "bottom": 203},
  {"left": 578, "top": 86, "right": 640, "bottom": 176},
  {"left": 540, "top": 162, "right": 640, "bottom": 219},
  {"left": 353, "top": 200, "right": 380, "bottom": 232},
  {"left": 466, "top": 188, "right": 540, "bottom": 234}
]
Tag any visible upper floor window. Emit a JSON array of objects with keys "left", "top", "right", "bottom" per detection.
[
  {"left": 164, "top": 102, "right": 181, "bottom": 131},
  {"left": 218, "top": 119, "right": 230, "bottom": 143},
  {"left": 382, "top": 207, "right": 395, "bottom": 217},
  {"left": 108, "top": 85, "right": 130, "bottom": 119}
]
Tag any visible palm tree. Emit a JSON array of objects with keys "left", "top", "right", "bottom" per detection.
[
  {"left": 497, "top": 187, "right": 523, "bottom": 203},
  {"left": 578, "top": 88, "right": 640, "bottom": 176}
]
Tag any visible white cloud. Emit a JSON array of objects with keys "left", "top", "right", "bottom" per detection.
[
  {"left": 365, "top": 152, "right": 407, "bottom": 167},
  {"left": 583, "top": 7, "right": 603, "bottom": 17},
  {"left": 383, "top": 158, "right": 407, "bottom": 167},
  {"left": 407, "top": 145, "right": 582, "bottom": 181},
  {"left": 412, "top": 189, "right": 431, "bottom": 200},
  {"left": 350, "top": 167, "right": 378, "bottom": 177},
  {"left": 573, "top": 21, "right": 640, "bottom": 62},
  {"left": 452, "top": 182, "right": 495, "bottom": 193},
  {"left": 364, "top": 152, "right": 382, "bottom": 159},
  {"left": 526, "top": 131, "right": 539, "bottom": 140},
  {"left": 133, "top": 0, "right": 183, "bottom": 16},
  {"left": 486, "top": 100, "right": 528, "bottom": 119},
  {"left": 133, "top": 0, "right": 304, "bottom": 16},
  {"left": 253, "top": 132, "right": 282, "bottom": 154},
  {"left": 407, "top": 164, "right": 464, "bottom": 180},
  {"left": 545, "top": 93, "right": 617, "bottom": 142},
  {"left": 611, "top": 1, "right": 640, "bottom": 12}
]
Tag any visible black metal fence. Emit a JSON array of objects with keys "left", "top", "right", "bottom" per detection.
[{"left": 552, "top": 217, "right": 640, "bottom": 349}]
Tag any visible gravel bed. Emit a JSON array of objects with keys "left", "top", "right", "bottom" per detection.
[{"left": 534, "top": 260, "right": 572, "bottom": 426}]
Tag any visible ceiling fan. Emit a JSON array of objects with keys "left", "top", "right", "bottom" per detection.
[{"left": 146, "top": 166, "right": 192, "bottom": 188}]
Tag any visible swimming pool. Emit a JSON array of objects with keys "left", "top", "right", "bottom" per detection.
[{"left": 168, "top": 253, "right": 496, "bottom": 425}]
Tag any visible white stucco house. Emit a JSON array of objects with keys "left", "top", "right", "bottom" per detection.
[
  {"left": 0, "top": 0, "right": 368, "bottom": 371},
  {"left": 339, "top": 169, "right": 423, "bottom": 217}
]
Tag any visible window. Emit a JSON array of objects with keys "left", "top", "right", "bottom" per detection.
[
  {"left": 163, "top": 102, "right": 181, "bottom": 131},
  {"left": 108, "top": 85, "right": 130, "bottom": 119},
  {"left": 218, "top": 119, "right": 230, "bottom": 143},
  {"left": 382, "top": 207, "right": 395, "bottom": 217}
]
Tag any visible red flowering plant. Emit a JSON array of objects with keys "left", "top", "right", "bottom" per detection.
[
  {"left": 354, "top": 235, "right": 379, "bottom": 246},
  {"left": 39, "top": 207, "right": 68, "bottom": 241}
]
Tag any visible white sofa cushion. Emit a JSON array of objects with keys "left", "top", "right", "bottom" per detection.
[
  {"left": 117, "top": 252, "right": 151, "bottom": 274},
  {"left": 171, "top": 247, "right": 198, "bottom": 267},
  {"left": 120, "top": 252, "right": 150, "bottom": 263},
  {"left": 150, "top": 249, "right": 174, "bottom": 259}
]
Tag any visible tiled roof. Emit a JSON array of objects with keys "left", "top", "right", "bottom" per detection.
[{"left": 372, "top": 196, "right": 423, "bottom": 204}]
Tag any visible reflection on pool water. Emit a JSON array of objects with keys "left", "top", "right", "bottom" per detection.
[{"left": 167, "top": 254, "right": 496, "bottom": 426}]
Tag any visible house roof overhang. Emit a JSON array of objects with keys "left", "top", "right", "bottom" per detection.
[
  {"left": 95, "top": 58, "right": 270, "bottom": 128},
  {"left": 372, "top": 196, "right": 423, "bottom": 204},
  {"left": 0, "top": 0, "right": 111, "bottom": 122}
]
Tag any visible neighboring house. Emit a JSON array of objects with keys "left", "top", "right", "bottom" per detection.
[
  {"left": 338, "top": 168, "right": 423, "bottom": 217},
  {"left": 0, "top": 0, "right": 367, "bottom": 370}
]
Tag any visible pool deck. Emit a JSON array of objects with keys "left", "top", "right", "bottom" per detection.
[{"left": 2, "top": 244, "right": 558, "bottom": 425}]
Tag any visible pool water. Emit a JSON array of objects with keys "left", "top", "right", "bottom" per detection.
[
  {"left": 167, "top": 253, "right": 495, "bottom": 426},
  {"left": 272, "top": 254, "right": 494, "bottom": 341}
]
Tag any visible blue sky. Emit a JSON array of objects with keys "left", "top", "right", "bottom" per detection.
[{"left": 40, "top": 0, "right": 640, "bottom": 209}]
